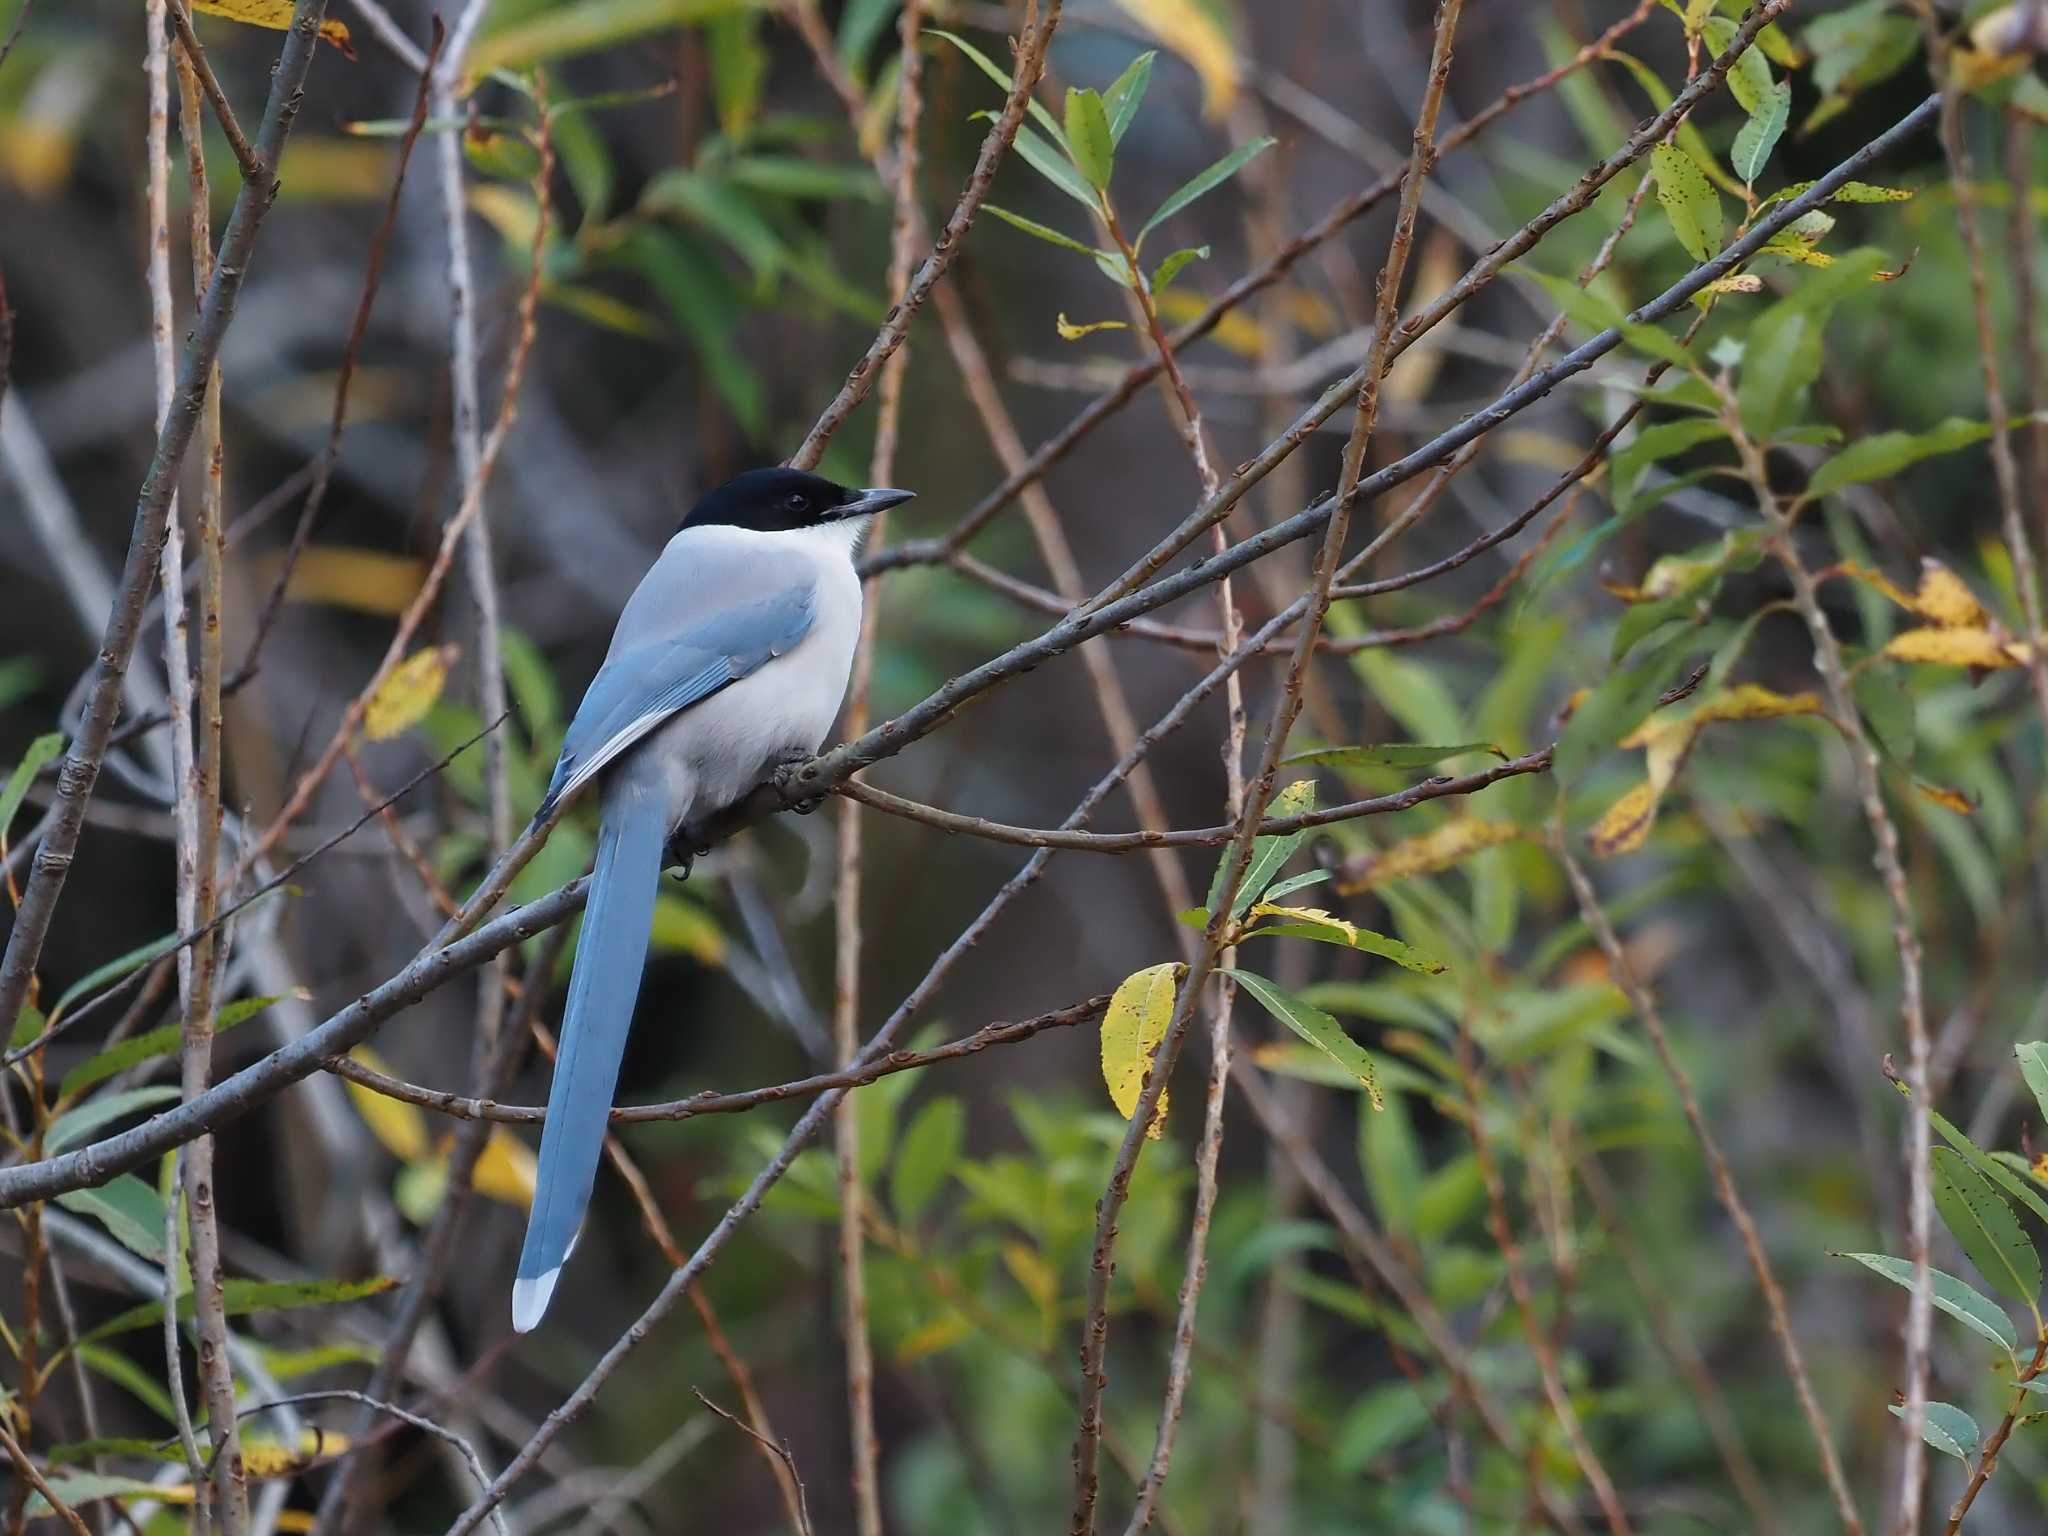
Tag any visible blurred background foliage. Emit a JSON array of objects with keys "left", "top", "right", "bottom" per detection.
[{"left": 5, "top": 0, "right": 2048, "bottom": 1532}]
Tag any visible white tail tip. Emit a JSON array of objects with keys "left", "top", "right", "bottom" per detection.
[{"left": 511, "top": 1267, "right": 561, "bottom": 1333}]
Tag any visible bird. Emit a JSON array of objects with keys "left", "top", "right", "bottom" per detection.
[{"left": 511, "top": 466, "right": 914, "bottom": 1333}]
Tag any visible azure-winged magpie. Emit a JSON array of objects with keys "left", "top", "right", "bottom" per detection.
[{"left": 512, "top": 467, "right": 913, "bottom": 1332}]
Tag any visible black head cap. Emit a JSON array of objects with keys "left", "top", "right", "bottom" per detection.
[{"left": 680, "top": 468, "right": 914, "bottom": 535}]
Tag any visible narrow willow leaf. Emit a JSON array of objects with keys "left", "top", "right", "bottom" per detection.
[
  {"left": 991, "top": 119, "right": 1100, "bottom": 209},
  {"left": 56, "top": 1176, "right": 167, "bottom": 1262},
  {"left": 1100, "top": 962, "right": 1180, "bottom": 1137},
  {"left": 1931, "top": 1147, "right": 2042, "bottom": 1306},
  {"left": 891, "top": 1097, "right": 964, "bottom": 1227},
  {"left": 1731, "top": 78, "right": 1791, "bottom": 184},
  {"left": 1137, "top": 135, "right": 1275, "bottom": 241},
  {"left": 2018, "top": 1042, "right": 2048, "bottom": 1127},
  {"left": 1150, "top": 245, "right": 1208, "bottom": 291},
  {"left": 84, "top": 1274, "right": 400, "bottom": 1344},
  {"left": 1930, "top": 1108, "right": 2048, "bottom": 1230},
  {"left": 928, "top": 29, "right": 1067, "bottom": 146},
  {"left": 1227, "top": 968, "right": 1383, "bottom": 1108},
  {"left": 1261, "top": 869, "right": 1332, "bottom": 903},
  {"left": 49, "top": 932, "right": 183, "bottom": 1021},
  {"left": 1701, "top": 15, "right": 1776, "bottom": 115},
  {"left": 1102, "top": 50, "right": 1157, "bottom": 142},
  {"left": 1807, "top": 418, "right": 1994, "bottom": 498},
  {"left": 1855, "top": 668, "right": 1916, "bottom": 765},
  {"left": 46, "top": 1086, "right": 182, "bottom": 1153},
  {"left": 1650, "top": 141, "right": 1723, "bottom": 261},
  {"left": 1888, "top": 1401, "right": 1980, "bottom": 1462},
  {"left": 982, "top": 203, "right": 1102, "bottom": 257},
  {"left": 1245, "top": 905, "right": 1448, "bottom": 975},
  {"left": 189, "top": 0, "right": 353, "bottom": 55},
  {"left": 1527, "top": 270, "right": 1693, "bottom": 366},
  {"left": 76, "top": 1344, "right": 179, "bottom": 1423},
  {"left": 0, "top": 732, "right": 62, "bottom": 845},
  {"left": 1063, "top": 87, "right": 1114, "bottom": 191},
  {"left": 1208, "top": 779, "right": 1317, "bottom": 920},
  {"left": 1737, "top": 300, "right": 1819, "bottom": 439},
  {"left": 58, "top": 992, "right": 284, "bottom": 1100},
  {"left": 1837, "top": 1251, "right": 2018, "bottom": 1354},
  {"left": 1282, "top": 742, "right": 1506, "bottom": 771}
]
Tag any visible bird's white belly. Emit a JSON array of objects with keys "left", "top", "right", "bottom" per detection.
[{"left": 640, "top": 556, "right": 862, "bottom": 828}]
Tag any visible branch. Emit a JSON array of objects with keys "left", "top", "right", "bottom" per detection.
[
  {"left": 0, "top": 0, "right": 332, "bottom": 1039},
  {"left": 166, "top": 0, "right": 265, "bottom": 184}
]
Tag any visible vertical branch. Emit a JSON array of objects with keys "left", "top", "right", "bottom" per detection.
[
  {"left": 1558, "top": 838, "right": 1862, "bottom": 1534},
  {"left": 830, "top": 6, "right": 926, "bottom": 1532},
  {"left": 162, "top": 1148, "right": 207, "bottom": 1502},
  {"left": 172, "top": 47, "right": 247, "bottom": 1535},
  {"left": 1070, "top": 7, "right": 1463, "bottom": 1530}
]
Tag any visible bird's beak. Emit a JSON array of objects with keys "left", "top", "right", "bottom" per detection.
[{"left": 830, "top": 486, "right": 916, "bottom": 519}]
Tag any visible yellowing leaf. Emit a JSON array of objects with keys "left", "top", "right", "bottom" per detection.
[
  {"left": 363, "top": 644, "right": 457, "bottom": 741},
  {"left": 1155, "top": 287, "right": 1263, "bottom": 355},
  {"left": 1884, "top": 627, "right": 2020, "bottom": 669},
  {"left": 266, "top": 546, "right": 427, "bottom": 615},
  {"left": 1112, "top": 0, "right": 1238, "bottom": 117},
  {"left": 342, "top": 1047, "right": 431, "bottom": 1162},
  {"left": 1336, "top": 818, "right": 1521, "bottom": 893},
  {"left": 189, "top": 0, "right": 356, "bottom": 58},
  {"left": 896, "top": 1312, "right": 970, "bottom": 1363},
  {"left": 1913, "top": 562, "right": 1990, "bottom": 628},
  {"left": 1056, "top": 312, "right": 1129, "bottom": 340},
  {"left": 649, "top": 892, "right": 726, "bottom": 964},
  {"left": 1100, "top": 962, "right": 1180, "bottom": 1138},
  {"left": 1589, "top": 780, "right": 1660, "bottom": 857},
  {"left": 472, "top": 1129, "right": 537, "bottom": 1208},
  {"left": 1250, "top": 903, "right": 1359, "bottom": 945},
  {"left": 1698, "top": 274, "right": 1763, "bottom": 297},
  {"left": 243, "top": 1429, "right": 348, "bottom": 1478},
  {"left": 1001, "top": 1240, "right": 1059, "bottom": 1312},
  {"left": 1917, "top": 781, "right": 1977, "bottom": 814},
  {"left": 1693, "top": 683, "right": 1823, "bottom": 725}
]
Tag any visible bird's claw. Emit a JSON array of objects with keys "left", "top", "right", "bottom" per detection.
[
  {"left": 664, "top": 827, "right": 710, "bottom": 880},
  {"left": 772, "top": 749, "right": 825, "bottom": 814}
]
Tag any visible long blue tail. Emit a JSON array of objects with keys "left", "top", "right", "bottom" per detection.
[{"left": 512, "top": 774, "right": 666, "bottom": 1332}]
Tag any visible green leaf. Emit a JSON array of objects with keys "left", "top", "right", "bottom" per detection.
[
  {"left": 1101, "top": 51, "right": 1156, "bottom": 143},
  {"left": 1838, "top": 1252, "right": 2018, "bottom": 1354},
  {"left": 1609, "top": 418, "right": 1730, "bottom": 514},
  {"left": 2018, "top": 1042, "right": 2048, "bottom": 1126},
  {"left": 1527, "top": 270, "right": 1692, "bottom": 367},
  {"left": 890, "top": 1097, "right": 963, "bottom": 1227},
  {"left": 1807, "top": 418, "right": 1995, "bottom": 498},
  {"left": 1731, "top": 78, "right": 1791, "bottom": 185},
  {"left": 1207, "top": 779, "right": 1317, "bottom": 921},
  {"left": 1554, "top": 628, "right": 1694, "bottom": 782},
  {"left": 0, "top": 732, "right": 62, "bottom": 845},
  {"left": 1281, "top": 743, "right": 1506, "bottom": 772},
  {"left": 1360, "top": 1088, "right": 1423, "bottom": 1238},
  {"left": 1888, "top": 1401, "right": 1980, "bottom": 1463},
  {"left": 1737, "top": 300, "right": 1820, "bottom": 439},
  {"left": 928, "top": 29, "right": 1068, "bottom": 147},
  {"left": 990, "top": 118, "right": 1100, "bottom": 210},
  {"left": 1931, "top": 1147, "right": 2042, "bottom": 1307},
  {"left": 720, "top": 154, "right": 882, "bottom": 202},
  {"left": 470, "top": 0, "right": 782, "bottom": 73},
  {"left": 1650, "top": 142, "right": 1723, "bottom": 261},
  {"left": 1063, "top": 87, "right": 1114, "bottom": 191},
  {"left": 1245, "top": 909, "right": 1448, "bottom": 975},
  {"left": 76, "top": 1344, "right": 179, "bottom": 1423},
  {"left": 1930, "top": 1108, "right": 2048, "bottom": 1230},
  {"left": 1701, "top": 16, "right": 1776, "bottom": 116},
  {"left": 1150, "top": 245, "right": 1208, "bottom": 291},
  {"left": 983, "top": 202, "right": 1104, "bottom": 258},
  {"left": 836, "top": 0, "right": 898, "bottom": 79},
  {"left": 44, "top": 1437, "right": 185, "bottom": 1466},
  {"left": 1855, "top": 667, "right": 1916, "bottom": 765},
  {"left": 1226, "top": 968, "right": 1383, "bottom": 1109},
  {"left": 83, "top": 1274, "right": 401, "bottom": 1344},
  {"left": 56, "top": 1176, "right": 168, "bottom": 1263},
  {"left": 1137, "top": 136, "right": 1276, "bottom": 242},
  {"left": 641, "top": 169, "right": 787, "bottom": 281},
  {"left": 58, "top": 993, "right": 279, "bottom": 1100},
  {"left": 46, "top": 1087, "right": 182, "bottom": 1153}
]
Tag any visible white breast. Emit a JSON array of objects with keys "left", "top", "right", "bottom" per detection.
[{"left": 632, "top": 518, "right": 868, "bottom": 828}]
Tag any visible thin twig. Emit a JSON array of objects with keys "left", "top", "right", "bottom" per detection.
[
  {"left": 166, "top": 0, "right": 265, "bottom": 185},
  {"left": 0, "top": 1419, "right": 91, "bottom": 1536},
  {"left": 0, "top": 0, "right": 333, "bottom": 1038},
  {"left": 691, "top": 1392, "right": 814, "bottom": 1536}
]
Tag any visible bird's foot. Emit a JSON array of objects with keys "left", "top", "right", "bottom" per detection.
[
  {"left": 664, "top": 825, "right": 711, "bottom": 881},
  {"left": 771, "top": 748, "right": 825, "bottom": 814}
]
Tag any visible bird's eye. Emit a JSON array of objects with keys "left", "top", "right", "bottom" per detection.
[{"left": 785, "top": 492, "right": 809, "bottom": 513}]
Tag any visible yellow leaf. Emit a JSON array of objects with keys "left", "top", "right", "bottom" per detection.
[
  {"left": 1884, "top": 627, "right": 2019, "bottom": 668},
  {"left": 467, "top": 183, "right": 541, "bottom": 250},
  {"left": 1056, "top": 312, "right": 1129, "bottom": 340},
  {"left": 896, "top": 1312, "right": 970, "bottom": 1364},
  {"left": 1692, "top": 683, "right": 1823, "bottom": 725},
  {"left": 1916, "top": 781, "right": 1977, "bottom": 815},
  {"left": 265, "top": 545, "right": 427, "bottom": 614},
  {"left": 243, "top": 1428, "right": 348, "bottom": 1478},
  {"left": 1001, "top": 1240, "right": 1059, "bottom": 1312},
  {"left": 189, "top": 0, "right": 356, "bottom": 57},
  {"left": 272, "top": 139, "right": 398, "bottom": 202},
  {"left": 649, "top": 892, "right": 726, "bottom": 964},
  {"left": 1100, "top": 962, "right": 1180, "bottom": 1138},
  {"left": 1337, "top": 818, "right": 1521, "bottom": 893},
  {"left": 1112, "top": 0, "right": 1239, "bottom": 116},
  {"left": 472, "top": 1128, "right": 537, "bottom": 1209},
  {"left": 1912, "top": 561, "right": 1990, "bottom": 628},
  {"left": 1765, "top": 240, "right": 1835, "bottom": 267},
  {"left": 1248, "top": 903, "right": 1359, "bottom": 944},
  {"left": 363, "top": 644, "right": 457, "bottom": 741},
  {"left": 1155, "top": 287, "right": 1263, "bottom": 355},
  {"left": 1698, "top": 273, "right": 1763, "bottom": 297},
  {"left": 342, "top": 1047, "right": 431, "bottom": 1162},
  {"left": 1588, "top": 780, "right": 1661, "bottom": 858},
  {"left": 1837, "top": 561, "right": 1923, "bottom": 613}
]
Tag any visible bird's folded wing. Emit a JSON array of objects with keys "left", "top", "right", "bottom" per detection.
[{"left": 536, "top": 582, "right": 817, "bottom": 819}]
